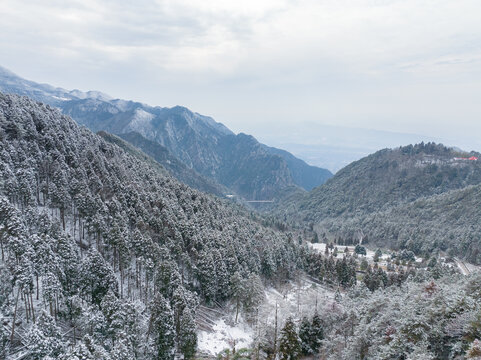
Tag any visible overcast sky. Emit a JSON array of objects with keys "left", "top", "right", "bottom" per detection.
[{"left": 1, "top": 0, "right": 481, "bottom": 151}]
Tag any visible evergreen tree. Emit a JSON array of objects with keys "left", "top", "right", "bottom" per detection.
[
  {"left": 212, "top": 249, "right": 230, "bottom": 301},
  {"left": 171, "top": 286, "right": 198, "bottom": 358},
  {"left": 156, "top": 260, "right": 182, "bottom": 299},
  {"left": 242, "top": 273, "right": 264, "bottom": 316},
  {"left": 111, "top": 338, "right": 135, "bottom": 360},
  {"left": 150, "top": 294, "right": 175, "bottom": 360},
  {"left": 196, "top": 251, "right": 217, "bottom": 303},
  {"left": 24, "top": 311, "right": 65, "bottom": 359},
  {"left": 332, "top": 247, "right": 338, "bottom": 257},
  {"left": 230, "top": 271, "right": 244, "bottom": 323},
  {"left": 355, "top": 245, "right": 366, "bottom": 256},
  {"left": 100, "top": 290, "right": 122, "bottom": 346},
  {"left": 298, "top": 316, "right": 312, "bottom": 355},
  {"left": 310, "top": 312, "right": 323, "bottom": 354},
  {"left": 360, "top": 258, "right": 369, "bottom": 271},
  {"left": 79, "top": 249, "right": 118, "bottom": 305},
  {"left": 279, "top": 317, "right": 301, "bottom": 360},
  {"left": 178, "top": 307, "right": 197, "bottom": 359}
]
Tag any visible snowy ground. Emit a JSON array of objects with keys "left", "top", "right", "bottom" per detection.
[
  {"left": 197, "top": 318, "right": 254, "bottom": 355},
  {"left": 196, "top": 277, "right": 334, "bottom": 357},
  {"left": 308, "top": 242, "right": 391, "bottom": 261},
  {"left": 454, "top": 258, "right": 481, "bottom": 275},
  {"left": 311, "top": 242, "right": 481, "bottom": 275},
  {"left": 465, "top": 262, "right": 481, "bottom": 273},
  {"left": 260, "top": 278, "right": 335, "bottom": 335}
]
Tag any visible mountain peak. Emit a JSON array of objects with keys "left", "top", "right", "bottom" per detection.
[
  {"left": 0, "top": 65, "right": 333, "bottom": 199},
  {"left": 69, "top": 89, "right": 112, "bottom": 101}
]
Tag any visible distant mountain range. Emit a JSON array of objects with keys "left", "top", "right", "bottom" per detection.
[
  {"left": 0, "top": 65, "right": 332, "bottom": 201},
  {"left": 282, "top": 142, "right": 481, "bottom": 264}
]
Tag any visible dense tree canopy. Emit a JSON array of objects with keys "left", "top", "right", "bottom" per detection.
[{"left": 0, "top": 93, "right": 305, "bottom": 358}]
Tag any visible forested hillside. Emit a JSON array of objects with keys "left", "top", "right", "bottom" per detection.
[
  {"left": 1, "top": 93, "right": 480, "bottom": 360},
  {"left": 293, "top": 143, "right": 481, "bottom": 222},
  {"left": 261, "top": 144, "right": 332, "bottom": 191},
  {"left": 0, "top": 93, "right": 305, "bottom": 359},
  {"left": 320, "top": 272, "right": 481, "bottom": 359},
  {"left": 318, "top": 183, "right": 481, "bottom": 264},
  {"left": 281, "top": 143, "right": 481, "bottom": 264},
  {"left": 100, "top": 131, "right": 229, "bottom": 197}
]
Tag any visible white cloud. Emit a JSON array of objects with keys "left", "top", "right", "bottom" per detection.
[
  {"left": 1, "top": 0, "right": 481, "bottom": 146},
  {"left": 3, "top": 0, "right": 480, "bottom": 73}
]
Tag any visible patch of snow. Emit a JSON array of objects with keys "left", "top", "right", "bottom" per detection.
[
  {"left": 454, "top": 258, "right": 480, "bottom": 275},
  {"left": 112, "top": 99, "right": 132, "bottom": 111},
  {"left": 68, "top": 89, "right": 112, "bottom": 101},
  {"left": 309, "top": 242, "right": 391, "bottom": 261},
  {"left": 197, "top": 277, "right": 335, "bottom": 357},
  {"left": 125, "top": 109, "right": 155, "bottom": 133},
  {"left": 465, "top": 262, "right": 480, "bottom": 273},
  {"left": 197, "top": 318, "right": 253, "bottom": 355},
  {"left": 51, "top": 95, "right": 70, "bottom": 101}
]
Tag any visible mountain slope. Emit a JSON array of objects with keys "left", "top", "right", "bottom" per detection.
[
  {"left": 320, "top": 182, "right": 481, "bottom": 264},
  {"left": 292, "top": 143, "right": 481, "bottom": 223},
  {"left": 262, "top": 144, "right": 333, "bottom": 191},
  {"left": 0, "top": 66, "right": 332, "bottom": 200},
  {"left": 99, "top": 130, "right": 228, "bottom": 197},
  {"left": 61, "top": 101, "right": 309, "bottom": 200},
  {"left": 0, "top": 92, "right": 304, "bottom": 358},
  {"left": 284, "top": 142, "right": 481, "bottom": 263},
  {"left": 0, "top": 65, "right": 111, "bottom": 106}
]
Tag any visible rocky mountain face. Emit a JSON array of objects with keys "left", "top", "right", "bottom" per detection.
[
  {"left": 59, "top": 101, "right": 331, "bottom": 200},
  {"left": 0, "top": 66, "right": 332, "bottom": 201},
  {"left": 261, "top": 144, "right": 332, "bottom": 191},
  {"left": 283, "top": 142, "right": 481, "bottom": 263},
  {"left": 101, "top": 130, "right": 229, "bottom": 197}
]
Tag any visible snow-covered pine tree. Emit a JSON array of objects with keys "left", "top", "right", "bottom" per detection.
[
  {"left": 197, "top": 250, "right": 218, "bottom": 303},
  {"left": 298, "top": 316, "right": 312, "bottom": 355},
  {"left": 178, "top": 307, "right": 197, "bottom": 359},
  {"left": 230, "top": 271, "right": 244, "bottom": 323},
  {"left": 79, "top": 249, "right": 118, "bottom": 305},
  {"left": 24, "top": 311, "right": 65, "bottom": 359},
  {"left": 149, "top": 294, "right": 175, "bottom": 360},
  {"left": 279, "top": 317, "right": 301, "bottom": 360},
  {"left": 310, "top": 311, "right": 323, "bottom": 354}
]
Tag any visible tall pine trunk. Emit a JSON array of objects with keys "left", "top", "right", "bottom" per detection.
[{"left": 10, "top": 286, "right": 22, "bottom": 343}]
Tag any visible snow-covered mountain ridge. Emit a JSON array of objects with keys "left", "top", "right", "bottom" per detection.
[{"left": 0, "top": 66, "right": 332, "bottom": 201}]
